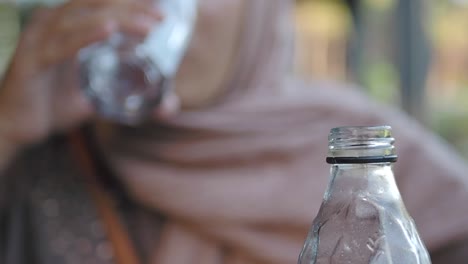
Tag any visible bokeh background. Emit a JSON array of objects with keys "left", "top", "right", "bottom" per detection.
[
  {"left": 295, "top": 0, "right": 468, "bottom": 159},
  {"left": 1, "top": 0, "right": 467, "bottom": 158}
]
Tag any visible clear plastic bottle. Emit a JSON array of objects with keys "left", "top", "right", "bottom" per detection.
[
  {"left": 78, "top": 0, "right": 197, "bottom": 124},
  {"left": 298, "top": 126, "right": 431, "bottom": 264}
]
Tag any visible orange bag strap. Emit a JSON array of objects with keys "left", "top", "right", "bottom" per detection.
[{"left": 68, "top": 130, "right": 141, "bottom": 264}]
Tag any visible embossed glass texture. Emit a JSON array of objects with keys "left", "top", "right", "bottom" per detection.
[{"left": 298, "top": 126, "right": 431, "bottom": 264}]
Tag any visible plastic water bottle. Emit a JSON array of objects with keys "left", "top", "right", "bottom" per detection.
[
  {"left": 298, "top": 126, "right": 431, "bottom": 264},
  {"left": 78, "top": 0, "right": 197, "bottom": 124}
]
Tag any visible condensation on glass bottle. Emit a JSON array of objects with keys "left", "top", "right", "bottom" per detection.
[
  {"left": 298, "top": 126, "right": 431, "bottom": 264},
  {"left": 78, "top": 0, "right": 197, "bottom": 124}
]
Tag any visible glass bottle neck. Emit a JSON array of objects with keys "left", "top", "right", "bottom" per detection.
[
  {"left": 327, "top": 126, "right": 397, "bottom": 164},
  {"left": 325, "top": 163, "right": 402, "bottom": 202}
]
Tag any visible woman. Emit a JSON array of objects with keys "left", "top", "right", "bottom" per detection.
[{"left": 1, "top": 0, "right": 468, "bottom": 263}]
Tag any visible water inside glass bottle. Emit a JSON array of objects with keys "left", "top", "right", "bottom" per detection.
[
  {"left": 298, "top": 126, "right": 431, "bottom": 264},
  {"left": 79, "top": 34, "right": 171, "bottom": 125}
]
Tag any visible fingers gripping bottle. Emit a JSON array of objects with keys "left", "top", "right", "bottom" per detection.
[
  {"left": 298, "top": 126, "right": 431, "bottom": 264},
  {"left": 78, "top": 0, "right": 197, "bottom": 124}
]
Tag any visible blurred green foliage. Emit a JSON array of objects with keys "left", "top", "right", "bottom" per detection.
[
  {"left": 296, "top": 0, "right": 468, "bottom": 159},
  {"left": 0, "top": 4, "right": 20, "bottom": 75},
  {"left": 361, "top": 61, "right": 400, "bottom": 104}
]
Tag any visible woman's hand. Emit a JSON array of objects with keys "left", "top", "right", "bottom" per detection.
[{"left": 0, "top": 0, "right": 163, "bottom": 151}]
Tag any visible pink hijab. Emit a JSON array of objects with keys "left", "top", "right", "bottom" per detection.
[{"left": 98, "top": 0, "right": 468, "bottom": 263}]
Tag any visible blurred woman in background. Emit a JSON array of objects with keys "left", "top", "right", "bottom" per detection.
[{"left": 1, "top": 0, "right": 468, "bottom": 263}]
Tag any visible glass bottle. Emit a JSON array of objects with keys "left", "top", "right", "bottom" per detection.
[
  {"left": 78, "top": 0, "right": 197, "bottom": 124},
  {"left": 298, "top": 126, "right": 431, "bottom": 264}
]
